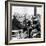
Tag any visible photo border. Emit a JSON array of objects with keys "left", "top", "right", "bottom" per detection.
[{"left": 5, "top": 1, "right": 45, "bottom": 45}]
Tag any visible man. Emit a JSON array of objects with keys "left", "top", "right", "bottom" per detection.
[{"left": 12, "top": 15, "right": 24, "bottom": 30}]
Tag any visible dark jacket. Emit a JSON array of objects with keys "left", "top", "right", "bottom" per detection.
[{"left": 12, "top": 16, "right": 24, "bottom": 30}]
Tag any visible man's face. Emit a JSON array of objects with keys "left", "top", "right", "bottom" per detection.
[{"left": 16, "top": 15, "right": 25, "bottom": 23}]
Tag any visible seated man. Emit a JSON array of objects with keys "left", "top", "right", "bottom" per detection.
[{"left": 12, "top": 16, "right": 24, "bottom": 30}]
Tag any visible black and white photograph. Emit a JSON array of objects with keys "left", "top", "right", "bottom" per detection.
[
  {"left": 5, "top": 1, "right": 45, "bottom": 44},
  {"left": 12, "top": 6, "right": 41, "bottom": 39}
]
